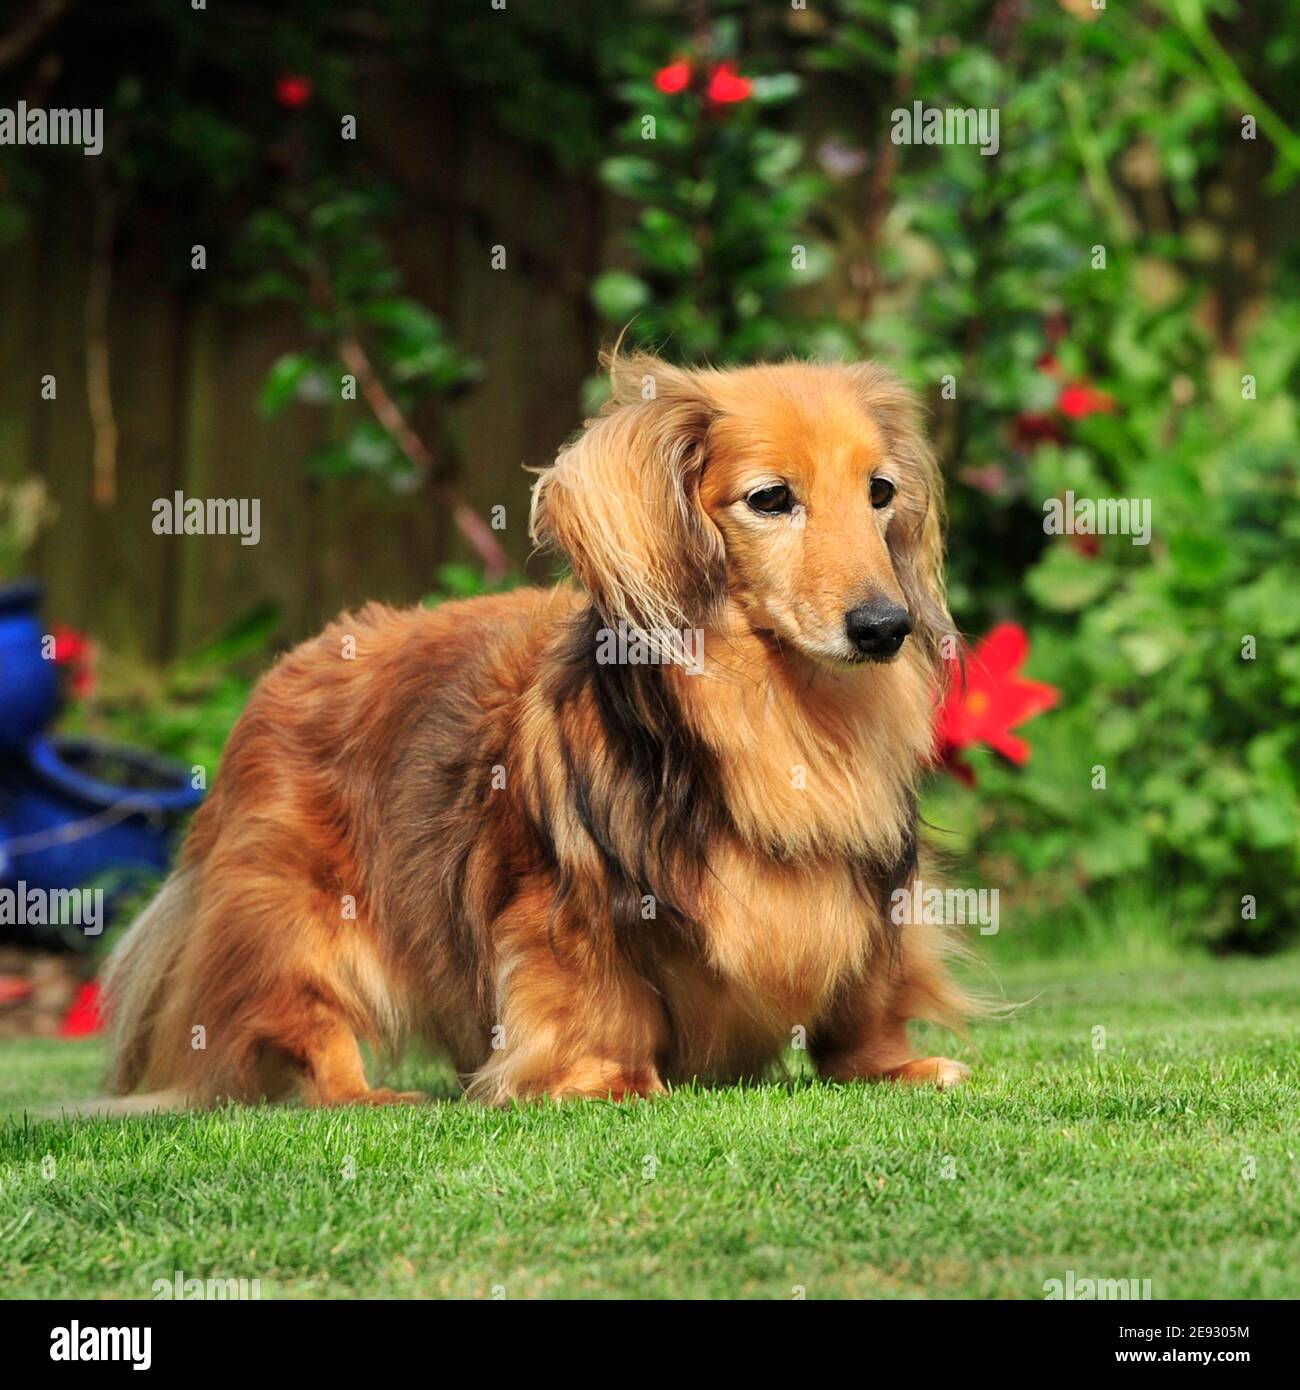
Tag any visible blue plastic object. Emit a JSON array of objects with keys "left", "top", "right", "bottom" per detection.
[
  {"left": 0, "top": 578, "right": 205, "bottom": 949},
  {"left": 0, "top": 736, "right": 202, "bottom": 946},
  {"left": 0, "top": 580, "right": 60, "bottom": 753}
]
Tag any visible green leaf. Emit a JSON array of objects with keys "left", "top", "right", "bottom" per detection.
[
  {"left": 591, "top": 270, "right": 652, "bottom": 321},
  {"left": 1240, "top": 793, "right": 1297, "bottom": 851},
  {"left": 1117, "top": 631, "right": 1177, "bottom": 676},
  {"left": 1078, "top": 822, "right": 1151, "bottom": 878},
  {"left": 1026, "top": 546, "right": 1116, "bottom": 612},
  {"left": 599, "top": 156, "right": 659, "bottom": 198},
  {"left": 749, "top": 74, "right": 802, "bottom": 105},
  {"left": 432, "top": 563, "right": 487, "bottom": 598},
  {"left": 259, "top": 354, "right": 323, "bottom": 416},
  {"left": 1169, "top": 533, "right": 1231, "bottom": 589}
]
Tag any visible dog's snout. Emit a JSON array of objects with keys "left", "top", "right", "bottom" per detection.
[{"left": 845, "top": 600, "right": 912, "bottom": 659}]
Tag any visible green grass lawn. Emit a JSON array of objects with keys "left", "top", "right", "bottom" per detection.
[{"left": 1, "top": 952, "right": 1297, "bottom": 1300}]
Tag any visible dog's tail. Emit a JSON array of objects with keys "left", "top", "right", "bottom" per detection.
[
  {"left": 37, "top": 1089, "right": 189, "bottom": 1120},
  {"left": 99, "top": 867, "right": 196, "bottom": 1099}
]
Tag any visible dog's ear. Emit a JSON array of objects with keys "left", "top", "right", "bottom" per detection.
[
  {"left": 845, "top": 364, "right": 952, "bottom": 668},
  {"left": 530, "top": 353, "right": 724, "bottom": 635}
]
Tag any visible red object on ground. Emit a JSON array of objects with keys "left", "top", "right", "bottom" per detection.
[
  {"left": 275, "top": 74, "right": 313, "bottom": 109},
  {"left": 0, "top": 975, "right": 33, "bottom": 1006},
  {"left": 934, "top": 623, "right": 1059, "bottom": 785},
  {"left": 59, "top": 981, "right": 103, "bottom": 1038},
  {"left": 706, "top": 62, "right": 753, "bottom": 104},
  {"left": 655, "top": 60, "right": 691, "bottom": 94}
]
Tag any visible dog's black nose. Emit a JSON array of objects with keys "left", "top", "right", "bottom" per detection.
[{"left": 845, "top": 600, "right": 912, "bottom": 658}]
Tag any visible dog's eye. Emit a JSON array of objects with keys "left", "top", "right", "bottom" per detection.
[
  {"left": 870, "top": 476, "right": 896, "bottom": 509},
  {"left": 747, "top": 484, "right": 793, "bottom": 515}
]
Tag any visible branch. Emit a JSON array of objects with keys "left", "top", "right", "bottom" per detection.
[
  {"left": 1060, "top": 81, "right": 1133, "bottom": 246},
  {"left": 333, "top": 332, "right": 511, "bottom": 583},
  {"left": 1164, "top": 0, "right": 1300, "bottom": 185}
]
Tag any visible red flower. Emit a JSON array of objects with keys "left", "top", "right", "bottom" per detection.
[
  {"left": 1058, "top": 381, "right": 1114, "bottom": 420},
  {"left": 654, "top": 59, "right": 753, "bottom": 106},
  {"left": 655, "top": 60, "right": 691, "bottom": 95},
  {"left": 51, "top": 622, "right": 88, "bottom": 664},
  {"left": 275, "top": 74, "right": 313, "bottom": 109},
  {"left": 933, "top": 623, "right": 1059, "bottom": 785},
  {"left": 706, "top": 62, "right": 753, "bottom": 105},
  {"left": 59, "top": 981, "right": 104, "bottom": 1038},
  {"left": 50, "top": 622, "right": 95, "bottom": 698}
]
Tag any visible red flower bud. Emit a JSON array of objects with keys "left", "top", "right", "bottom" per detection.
[
  {"left": 706, "top": 62, "right": 752, "bottom": 105},
  {"left": 275, "top": 74, "right": 313, "bottom": 110},
  {"left": 654, "top": 61, "right": 691, "bottom": 95}
]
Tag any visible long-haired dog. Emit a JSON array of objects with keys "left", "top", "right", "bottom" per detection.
[{"left": 101, "top": 354, "right": 975, "bottom": 1109}]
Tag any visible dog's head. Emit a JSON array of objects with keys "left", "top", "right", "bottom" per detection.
[{"left": 530, "top": 353, "right": 950, "bottom": 671}]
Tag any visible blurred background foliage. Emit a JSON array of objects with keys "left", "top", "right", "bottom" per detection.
[{"left": 1, "top": 0, "right": 1297, "bottom": 952}]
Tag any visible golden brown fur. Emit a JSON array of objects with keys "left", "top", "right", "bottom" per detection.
[{"left": 102, "top": 354, "right": 975, "bottom": 1108}]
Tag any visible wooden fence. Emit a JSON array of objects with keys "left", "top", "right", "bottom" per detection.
[{"left": 0, "top": 102, "right": 605, "bottom": 662}]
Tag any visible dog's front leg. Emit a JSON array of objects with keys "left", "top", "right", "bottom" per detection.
[
  {"left": 466, "top": 890, "right": 669, "bottom": 1104},
  {"left": 811, "top": 1010, "right": 969, "bottom": 1089},
  {"left": 809, "top": 934, "right": 972, "bottom": 1091}
]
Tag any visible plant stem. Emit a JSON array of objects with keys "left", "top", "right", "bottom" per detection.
[{"left": 311, "top": 272, "right": 511, "bottom": 582}]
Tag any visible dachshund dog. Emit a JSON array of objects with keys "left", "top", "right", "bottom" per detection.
[{"left": 102, "top": 354, "right": 974, "bottom": 1109}]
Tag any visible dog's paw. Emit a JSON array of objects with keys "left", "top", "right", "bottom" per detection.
[{"left": 882, "top": 1056, "right": 971, "bottom": 1090}]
